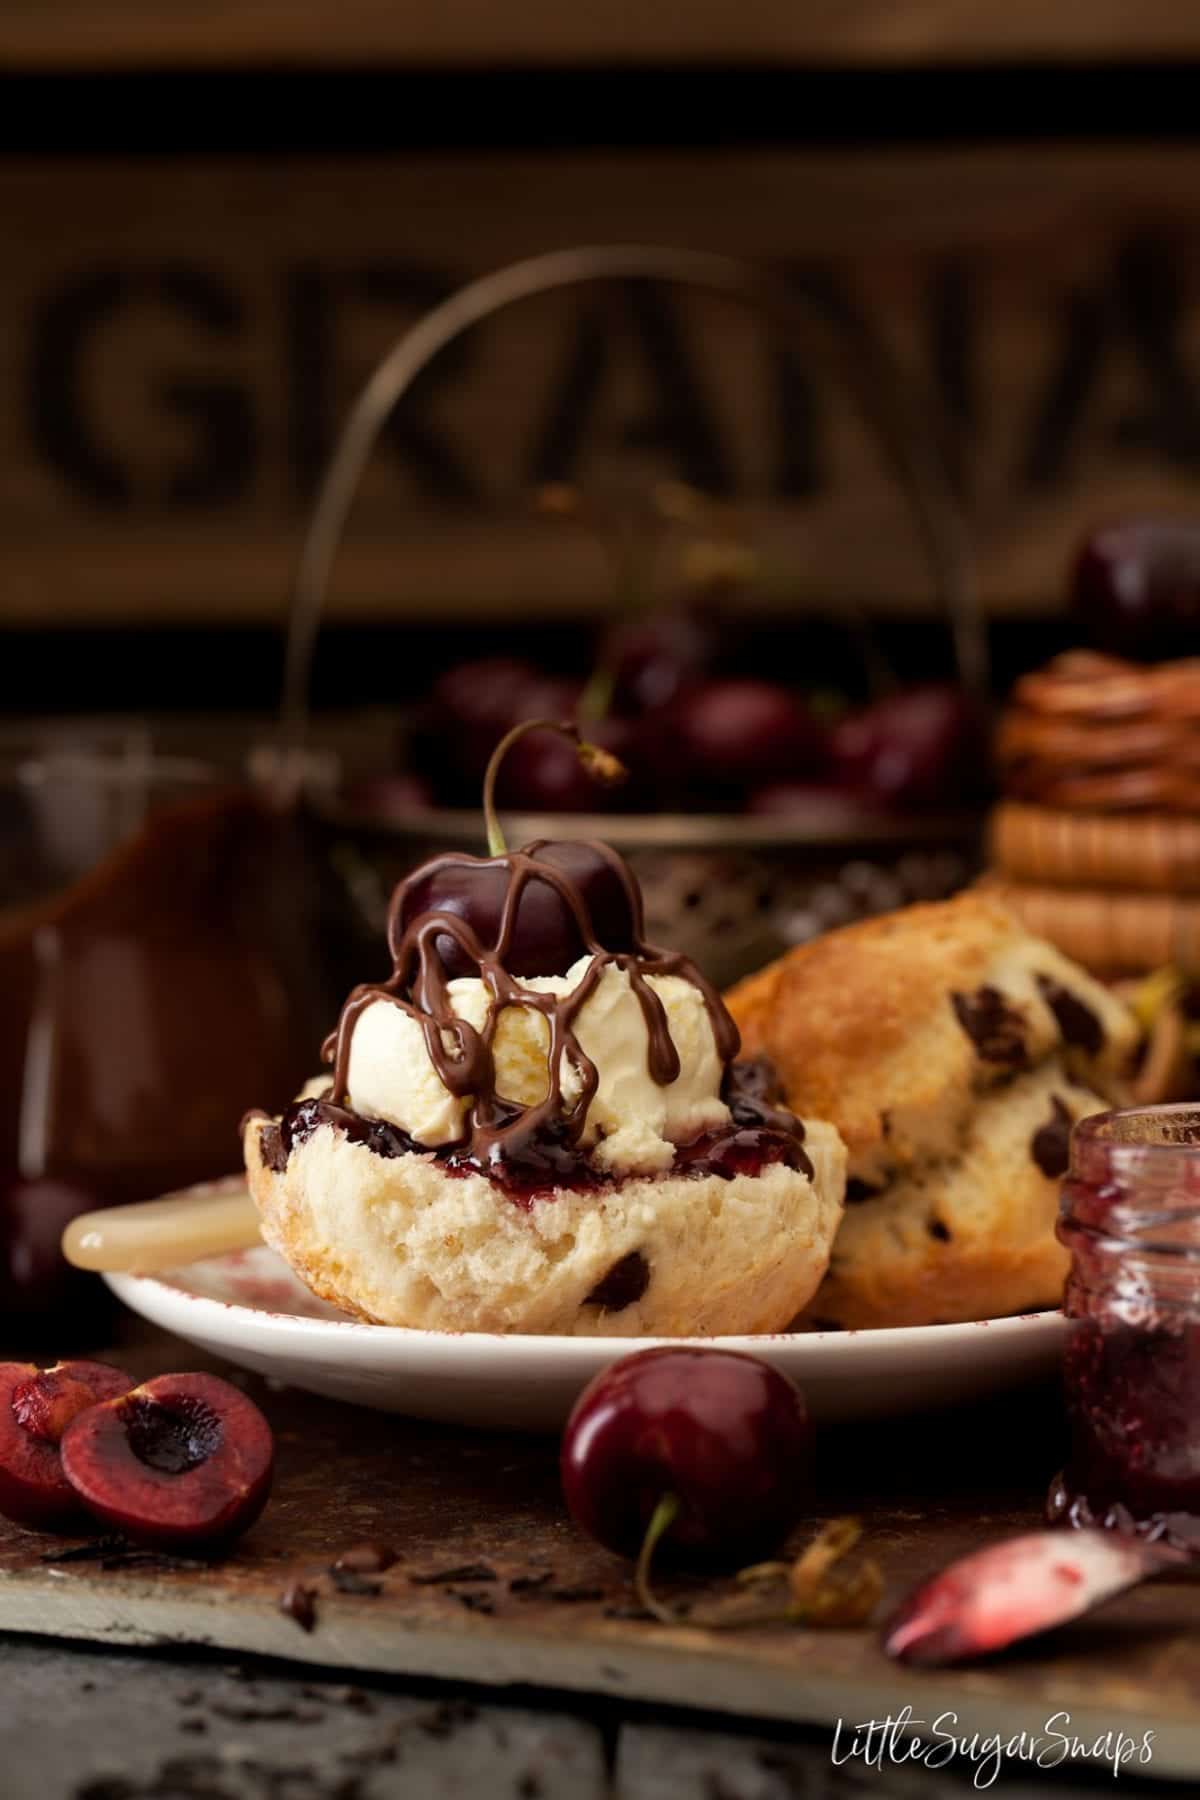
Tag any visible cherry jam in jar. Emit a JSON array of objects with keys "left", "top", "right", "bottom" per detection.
[{"left": 1051, "top": 1104, "right": 1200, "bottom": 1551}]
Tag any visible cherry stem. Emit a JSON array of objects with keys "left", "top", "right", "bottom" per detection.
[
  {"left": 688, "top": 1517, "right": 879, "bottom": 1632},
  {"left": 633, "top": 1491, "right": 681, "bottom": 1625},
  {"left": 481, "top": 717, "right": 629, "bottom": 856}
]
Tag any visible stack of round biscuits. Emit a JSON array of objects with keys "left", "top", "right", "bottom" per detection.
[{"left": 988, "top": 651, "right": 1200, "bottom": 973}]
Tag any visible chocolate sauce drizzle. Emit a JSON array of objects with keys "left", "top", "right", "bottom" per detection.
[{"left": 322, "top": 841, "right": 741, "bottom": 1177}]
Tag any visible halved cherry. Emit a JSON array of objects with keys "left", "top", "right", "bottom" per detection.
[
  {"left": 60, "top": 1372, "right": 274, "bottom": 1550},
  {"left": 0, "top": 1360, "right": 134, "bottom": 1530}
]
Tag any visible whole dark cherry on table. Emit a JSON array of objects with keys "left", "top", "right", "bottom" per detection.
[{"left": 560, "top": 1346, "right": 813, "bottom": 1567}]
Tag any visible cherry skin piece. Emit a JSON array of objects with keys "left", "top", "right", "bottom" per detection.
[
  {"left": 0, "top": 1360, "right": 133, "bottom": 1530},
  {"left": 397, "top": 840, "right": 638, "bottom": 981},
  {"left": 60, "top": 1371, "right": 274, "bottom": 1550},
  {"left": 561, "top": 1346, "right": 813, "bottom": 1567}
]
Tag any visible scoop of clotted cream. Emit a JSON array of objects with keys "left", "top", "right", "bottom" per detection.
[{"left": 343, "top": 955, "right": 730, "bottom": 1173}]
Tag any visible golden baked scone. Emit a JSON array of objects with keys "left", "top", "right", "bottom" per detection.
[
  {"left": 807, "top": 1063, "right": 1107, "bottom": 1329},
  {"left": 726, "top": 893, "right": 1138, "bottom": 1328}
]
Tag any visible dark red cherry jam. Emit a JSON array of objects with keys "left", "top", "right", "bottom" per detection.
[
  {"left": 268, "top": 1055, "right": 813, "bottom": 1205},
  {"left": 441, "top": 1103, "right": 610, "bottom": 1209},
  {"left": 1051, "top": 1104, "right": 1200, "bottom": 1553},
  {"left": 674, "top": 1126, "right": 813, "bottom": 1182},
  {"left": 280, "top": 1096, "right": 422, "bottom": 1162}
]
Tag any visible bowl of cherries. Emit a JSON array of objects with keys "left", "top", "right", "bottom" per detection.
[
  {"left": 283, "top": 251, "right": 992, "bottom": 988},
  {"left": 316, "top": 595, "right": 987, "bottom": 989}
]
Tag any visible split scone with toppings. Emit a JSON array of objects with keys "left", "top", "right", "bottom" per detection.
[
  {"left": 243, "top": 816, "right": 845, "bottom": 1336},
  {"left": 726, "top": 893, "right": 1138, "bottom": 1329}
]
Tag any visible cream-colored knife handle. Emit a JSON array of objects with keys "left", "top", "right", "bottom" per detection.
[{"left": 63, "top": 1179, "right": 262, "bottom": 1274}]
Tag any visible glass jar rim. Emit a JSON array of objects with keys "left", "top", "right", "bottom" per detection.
[
  {"left": 1074, "top": 1103, "right": 1200, "bottom": 1159},
  {"left": 1066, "top": 1105, "right": 1200, "bottom": 1255}
]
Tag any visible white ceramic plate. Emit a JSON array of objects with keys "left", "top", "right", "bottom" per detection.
[{"left": 107, "top": 1242, "right": 1067, "bottom": 1432}]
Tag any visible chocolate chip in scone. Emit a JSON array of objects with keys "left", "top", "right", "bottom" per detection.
[
  {"left": 951, "top": 986, "right": 1029, "bottom": 1067},
  {"left": 584, "top": 1250, "right": 650, "bottom": 1311},
  {"left": 927, "top": 1218, "right": 952, "bottom": 1242},
  {"left": 1036, "top": 974, "right": 1105, "bottom": 1057},
  {"left": 260, "top": 1123, "right": 288, "bottom": 1173},
  {"left": 1031, "top": 1096, "right": 1073, "bottom": 1179}
]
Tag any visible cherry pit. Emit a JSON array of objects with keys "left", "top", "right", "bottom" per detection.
[{"left": 0, "top": 1359, "right": 273, "bottom": 1549}]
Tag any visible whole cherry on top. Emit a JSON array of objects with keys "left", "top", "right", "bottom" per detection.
[{"left": 395, "top": 718, "right": 639, "bottom": 980}]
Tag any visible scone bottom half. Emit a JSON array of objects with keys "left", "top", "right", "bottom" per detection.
[{"left": 243, "top": 721, "right": 846, "bottom": 1336}]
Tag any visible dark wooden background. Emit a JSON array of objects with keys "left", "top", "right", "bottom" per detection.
[
  {"left": 4, "top": 3, "right": 1200, "bottom": 67},
  {"left": 5, "top": 11, "right": 1200, "bottom": 710}
]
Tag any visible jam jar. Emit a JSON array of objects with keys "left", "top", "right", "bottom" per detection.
[{"left": 1051, "top": 1103, "right": 1200, "bottom": 1550}]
